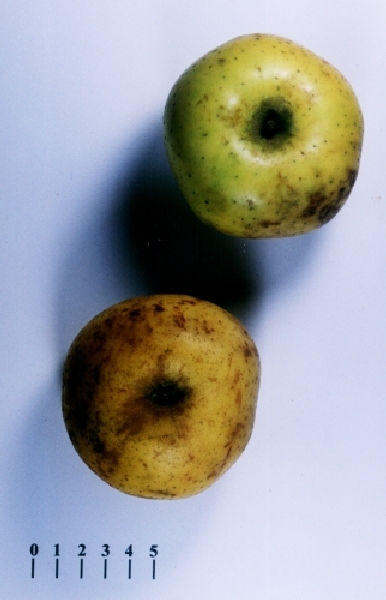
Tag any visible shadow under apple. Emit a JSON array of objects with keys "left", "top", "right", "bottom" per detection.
[
  {"left": 111, "top": 119, "right": 261, "bottom": 324},
  {"left": 111, "top": 118, "right": 325, "bottom": 328}
]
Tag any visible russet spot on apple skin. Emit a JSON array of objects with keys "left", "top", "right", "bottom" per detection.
[
  {"left": 164, "top": 34, "right": 364, "bottom": 238},
  {"left": 62, "top": 295, "right": 260, "bottom": 499}
]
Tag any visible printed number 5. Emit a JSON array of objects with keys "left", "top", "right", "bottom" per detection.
[{"left": 149, "top": 544, "right": 158, "bottom": 558}]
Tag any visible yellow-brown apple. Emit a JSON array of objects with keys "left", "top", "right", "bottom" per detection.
[{"left": 62, "top": 295, "right": 260, "bottom": 499}]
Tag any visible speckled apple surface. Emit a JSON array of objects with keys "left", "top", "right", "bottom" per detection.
[
  {"left": 62, "top": 295, "right": 260, "bottom": 499},
  {"left": 164, "top": 34, "right": 364, "bottom": 237}
]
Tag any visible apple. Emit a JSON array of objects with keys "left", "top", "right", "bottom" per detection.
[
  {"left": 164, "top": 34, "right": 364, "bottom": 237},
  {"left": 62, "top": 295, "right": 260, "bottom": 499}
]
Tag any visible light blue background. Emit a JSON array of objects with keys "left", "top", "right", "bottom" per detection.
[{"left": 1, "top": 1, "right": 385, "bottom": 598}]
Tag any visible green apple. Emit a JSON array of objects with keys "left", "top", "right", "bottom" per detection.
[
  {"left": 164, "top": 34, "right": 364, "bottom": 237},
  {"left": 62, "top": 295, "right": 260, "bottom": 499}
]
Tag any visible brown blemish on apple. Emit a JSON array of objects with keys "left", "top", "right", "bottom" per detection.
[
  {"left": 105, "top": 316, "right": 116, "bottom": 330},
  {"left": 197, "top": 92, "right": 209, "bottom": 104},
  {"left": 243, "top": 343, "right": 255, "bottom": 358},
  {"left": 220, "top": 107, "right": 244, "bottom": 128},
  {"left": 153, "top": 302, "right": 165, "bottom": 313},
  {"left": 231, "top": 421, "right": 247, "bottom": 441},
  {"left": 95, "top": 444, "right": 120, "bottom": 469},
  {"left": 129, "top": 308, "right": 142, "bottom": 320},
  {"left": 302, "top": 167, "right": 358, "bottom": 224},
  {"left": 318, "top": 202, "right": 340, "bottom": 224},
  {"left": 173, "top": 312, "right": 186, "bottom": 328},
  {"left": 92, "top": 329, "right": 107, "bottom": 345},
  {"left": 207, "top": 451, "right": 230, "bottom": 480},
  {"left": 207, "top": 421, "right": 247, "bottom": 480},
  {"left": 145, "top": 489, "right": 178, "bottom": 498},
  {"left": 301, "top": 190, "right": 326, "bottom": 219},
  {"left": 175, "top": 297, "right": 198, "bottom": 307},
  {"left": 63, "top": 348, "right": 122, "bottom": 476},
  {"left": 202, "top": 320, "right": 215, "bottom": 334},
  {"left": 260, "top": 219, "right": 282, "bottom": 229},
  {"left": 63, "top": 347, "right": 94, "bottom": 434}
]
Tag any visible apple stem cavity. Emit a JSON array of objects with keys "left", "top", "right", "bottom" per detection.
[
  {"left": 146, "top": 379, "right": 191, "bottom": 408},
  {"left": 247, "top": 98, "right": 294, "bottom": 147}
]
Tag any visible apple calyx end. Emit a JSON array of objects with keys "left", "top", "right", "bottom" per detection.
[
  {"left": 145, "top": 379, "right": 192, "bottom": 409},
  {"left": 246, "top": 97, "right": 294, "bottom": 148}
]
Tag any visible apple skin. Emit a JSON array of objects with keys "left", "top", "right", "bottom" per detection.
[
  {"left": 62, "top": 295, "right": 260, "bottom": 499},
  {"left": 164, "top": 34, "right": 364, "bottom": 237}
]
